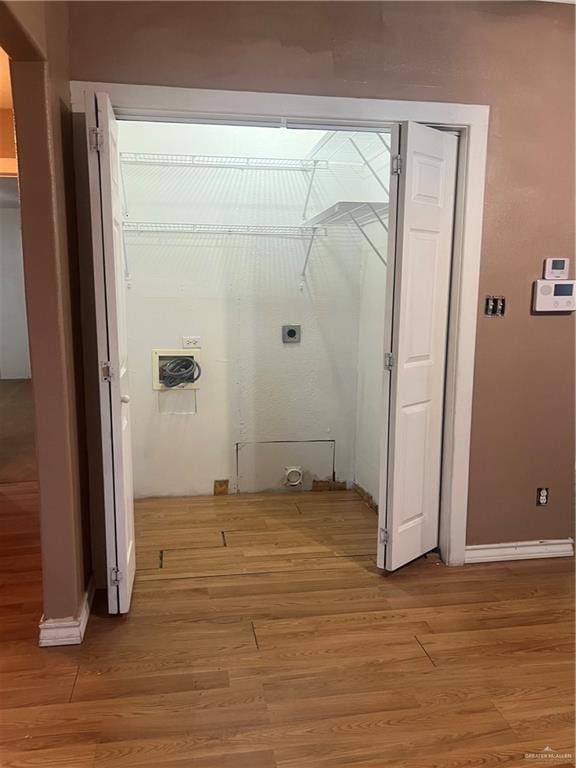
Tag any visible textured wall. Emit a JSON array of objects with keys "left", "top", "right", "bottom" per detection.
[
  {"left": 0, "top": 109, "right": 15, "bottom": 157},
  {"left": 68, "top": 1, "right": 575, "bottom": 545},
  {"left": 1, "top": 1, "right": 90, "bottom": 620},
  {"left": 0, "top": 107, "right": 17, "bottom": 175}
]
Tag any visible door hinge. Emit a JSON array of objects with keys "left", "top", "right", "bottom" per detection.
[
  {"left": 101, "top": 361, "right": 112, "bottom": 382},
  {"left": 380, "top": 528, "right": 390, "bottom": 544},
  {"left": 384, "top": 352, "right": 395, "bottom": 371},
  {"left": 89, "top": 127, "right": 103, "bottom": 152},
  {"left": 391, "top": 155, "right": 402, "bottom": 175},
  {"left": 110, "top": 567, "right": 122, "bottom": 587}
]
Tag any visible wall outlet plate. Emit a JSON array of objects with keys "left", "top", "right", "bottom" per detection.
[
  {"left": 536, "top": 487, "right": 549, "bottom": 506},
  {"left": 183, "top": 335, "right": 201, "bottom": 348}
]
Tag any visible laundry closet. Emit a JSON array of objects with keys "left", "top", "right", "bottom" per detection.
[{"left": 118, "top": 122, "right": 391, "bottom": 504}]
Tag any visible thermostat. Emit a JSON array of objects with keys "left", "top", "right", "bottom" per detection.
[
  {"left": 533, "top": 280, "right": 576, "bottom": 312},
  {"left": 544, "top": 258, "right": 569, "bottom": 280}
]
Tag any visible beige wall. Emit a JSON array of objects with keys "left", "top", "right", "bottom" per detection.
[
  {"left": 0, "top": 48, "right": 17, "bottom": 174},
  {"left": 0, "top": 1, "right": 90, "bottom": 619},
  {"left": 4, "top": 1, "right": 47, "bottom": 58},
  {"left": 0, "top": 109, "right": 15, "bottom": 158},
  {"left": 68, "top": 1, "right": 575, "bottom": 546}
]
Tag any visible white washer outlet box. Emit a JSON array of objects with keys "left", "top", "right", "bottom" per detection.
[
  {"left": 152, "top": 348, "right": 203, "bottom": 390},
  {"left": 183, "top": 335, "right": 201, "bottom": 348}
]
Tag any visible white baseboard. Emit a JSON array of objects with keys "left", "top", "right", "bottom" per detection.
[
  {"left": 465, "top": 539, "right": 574, "bottom": 564},
  {"left": 38, "top": 579, "right": 95, "bottom": 647}
]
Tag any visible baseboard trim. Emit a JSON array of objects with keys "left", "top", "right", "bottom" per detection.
[
  {"left": 38, "top": 579, "right": 95, "bottom": 647},
  {"left": 465, "top": 539, "right": 574, "bottom": 564},
  {"left": 353, "top": 482, "right": 378, "bottom": 512}
]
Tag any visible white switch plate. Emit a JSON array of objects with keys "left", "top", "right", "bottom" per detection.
[{"left": 182, "top": 335, "right": 201, "bottom": 348}]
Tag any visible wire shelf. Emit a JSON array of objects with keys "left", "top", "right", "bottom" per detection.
[
  {"left": 120, "top": 152, "right": 342, "bottom": 172},
  {"left": 123, "top": 221, "right": 327, "bottom": 239},
  {"left": 304, "top": 201, "right": 389, "bottom": 228},
  {"left": 302, "top": 201, "right": 389, "bottom": 273}
]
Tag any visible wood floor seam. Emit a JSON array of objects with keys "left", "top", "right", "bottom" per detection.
[
  {"left": 413, "top": 634, "right": 438, "bottom": 667},
  {"left": 251, "top": 621, "right": 261, "bottom": 651},
  {"left": 68, "top": 664, "right": 81, "bottom": 704}
]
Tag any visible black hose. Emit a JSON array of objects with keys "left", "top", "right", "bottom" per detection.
[{"left": 161, "top": 356, "right": 202, "bottom": 388}]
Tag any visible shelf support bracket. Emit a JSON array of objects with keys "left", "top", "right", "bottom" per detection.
[
  {"left": 349, "top": 214, "right": 387, "bottom": 268},
  {"left": 301, "top": 161, "right": 318, "bottom": 222},
  {"left": 349, "top": 138, "right": 389, "bottom": 196},
  {"left": 299, "top": 227, "right": 318, "bottom": 289},
  {"left": 367, "top": 203, "right": 389, "bottom": 233},
  {"left": 377, "top": 133, "right": 391, "bottom": 153}
]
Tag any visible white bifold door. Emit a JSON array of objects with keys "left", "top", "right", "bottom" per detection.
[
  {"left": 84, "top": 102, "right": 457, "bottom": 613},
  {"left": 85, "top": 92, "right": 136, "bottom": 613},
  {"left": 378, "top": 122, "right": 458, "bottom": 571}
]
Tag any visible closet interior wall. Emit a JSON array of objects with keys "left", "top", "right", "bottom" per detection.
[{"left": 118, "top": 122, "right": 390, "bottom": 498}]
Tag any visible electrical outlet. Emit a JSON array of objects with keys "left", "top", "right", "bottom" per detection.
[
  {"left": 536, "top": 487, "right": 549, "bottom": 506},
  {"left": 182, "top": 335, "right": 201, "bottom": 348}
]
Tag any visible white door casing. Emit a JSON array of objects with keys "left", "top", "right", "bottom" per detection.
[
  {"left": 378, "top": 122, "right": 458, "bottom": 571},
  {"left": 71, "top": 84, "right": 489, "bottom": 567},
  {"left": 86, "top": 92, "right": 136, "bottom": 613}
]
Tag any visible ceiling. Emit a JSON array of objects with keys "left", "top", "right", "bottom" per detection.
[{"left": 0, "top": 48, "right": 12, "bottom": 110}]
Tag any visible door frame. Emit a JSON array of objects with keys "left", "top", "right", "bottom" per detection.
[{"left": 71, "top": 81, "right": 489, "bottom": 567}]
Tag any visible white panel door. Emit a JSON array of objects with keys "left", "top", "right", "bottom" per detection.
[
  {"left": 378, "top": 122, "right": 458, "bottom": 571},
  {"left": 86, "top": 92, "right": 135, "bottom": 613}
]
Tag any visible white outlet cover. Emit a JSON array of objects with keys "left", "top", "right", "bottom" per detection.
[{"left": 183, "top": 335, "right": 201, "bottom": 348}]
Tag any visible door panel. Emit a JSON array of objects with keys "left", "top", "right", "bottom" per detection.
[
  {"left": 86, "top": 92, "right": 135, "bottom": 613},
  {"left": 378, "top": 122, "right": 458, "bottom": 571}
]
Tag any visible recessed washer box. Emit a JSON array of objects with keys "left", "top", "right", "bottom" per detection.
[{"left": 152, "top": 348, "right": 202, "bottom": 390}]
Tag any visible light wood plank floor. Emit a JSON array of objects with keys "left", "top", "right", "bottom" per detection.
[{"left": 0, "top": 490, "right": 574, "bottom": 767}]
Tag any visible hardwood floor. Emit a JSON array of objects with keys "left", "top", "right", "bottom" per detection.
[
  {"left": 0, "top": 490, "right": 574, "bottom": 767},
  {"left": 0, "top": 380, "right": 36, "bottom": 484}
]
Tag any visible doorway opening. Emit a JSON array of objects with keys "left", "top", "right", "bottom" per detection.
[
  {"left": 119, "top": 121, "right": 390, "bottom": 501},
  {"left": 0, "top": 48, "right": 35, "bottom": 485},
  {"left": 0, "top": 44, "right": 41, "bottom": 645},
  {"left": 79, "top": 88, "right": 472, "bottom": 613},
  {"left": 118, "top": 120, "right": 392, "bottom": 585}
]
